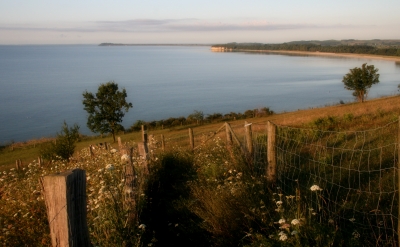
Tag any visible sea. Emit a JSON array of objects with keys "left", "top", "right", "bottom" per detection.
[{"left": 1, "top": 45, "right": 399, "bottom": 143}]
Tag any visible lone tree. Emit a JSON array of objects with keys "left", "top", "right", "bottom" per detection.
[
  {"left": 342, "top": 63, "right": 380, "bottom": 102},
  {"left": 83, "top": 81, "right": 133, "bottom": 142}
]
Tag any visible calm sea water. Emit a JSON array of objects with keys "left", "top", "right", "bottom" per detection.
[{"left": 1, "top": 45, "right": 399, "bottom": 143}]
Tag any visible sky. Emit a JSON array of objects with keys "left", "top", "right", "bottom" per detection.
[{"left": 0, "top": 0, "right": 399, "bottom": 45}]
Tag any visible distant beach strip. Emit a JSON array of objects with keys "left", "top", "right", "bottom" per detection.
[{"left": 211, "top": 47, "right": 400, "bottom": 62}]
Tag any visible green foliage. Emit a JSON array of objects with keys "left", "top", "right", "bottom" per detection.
[
  {"left": 82, "top": 81, "right": 133, "bottom": 142},
  {"left": 130, "top": 120, "right": 146, "bottom": 132},
  {"left": 187, "top": 110, "right": 204, "bottom": 124},
  {"left": 213, "top": 41, "right": 400, "bottom": 57},
  {"left": 342, "top": 63, "right": 380, "bottom": 102},
  {"left": 40, "top": 121, "right": 80, "bottom": 161}
]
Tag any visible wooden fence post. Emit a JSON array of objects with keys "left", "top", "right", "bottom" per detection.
[
  {"left": 398, "top": 116, "right": 400, "bottom": 246},
  {"left": 139, "top": 125, "right": 149, "bottom": 174},
  {"left": 141, "top": 125, "right": 148, "bottom": 143},
  {"left": 41, "top": 169, "right": 91, "bottom": 247},
  {"left": 245, "top": 121, "right": 253, "bottom": 156},
  {"left": 267, "top": 121, "right": 277, "bottom": 184},
  {"left": 89, "top": 145, "right": 95, "bottom": 158},
  {"left": 118, "top": 137, "right": 137, "bottom": 222},
  {"left": 189, "top": 128, "right": 194, "bottom": 150},
  {"left": 225, "top": 123, "right": 233, "bottom": 146},
  {"left": 161, "top": 134, "right": 165, "bottom": 151}
]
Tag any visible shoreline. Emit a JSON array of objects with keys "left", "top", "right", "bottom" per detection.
[{"left": 214, "top": 48, "right": 400, "bottom": 62}]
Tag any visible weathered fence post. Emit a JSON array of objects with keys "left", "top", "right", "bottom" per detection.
[
  {"left": 16, "top": 159, "right": 21, "bottom": 170},
  {"left": 189, "top": 128, "right": 194, "bottom": 150},
  {"left": 398, "top": 116, "right": 400, "bottom": 246},
  {"left": 89, "top": 145, "right": 95, "bottom": 158},
  {"left": 41, "top": 169, "right": 91, "bottom": 247},
  {"left": 245, "top": 121, "right": 253, "bottom": 157},
  {"left": 267, "top": 121, "right": 277, "bottom": 184},
  {"left": 161, "top": 134, "right": 165, "bottom": 151},
  {"left": 225, "top": 123, "right": 233, "bottom": 147},
  {"left": 118, "top": 136, "right": 137, "bottom": 223},
  {"left": 141, "top": 125, "right": 148, "bottom": 143},
  {"left": 138, "top": 125, "right": 149, "bottom": 174}
]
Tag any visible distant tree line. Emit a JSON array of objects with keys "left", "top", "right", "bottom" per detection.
[
  {"left": 213, "top": 43, "right": 400, "bottom": 57},
  {"left": 129, "top": 107, "right": 274, "bottom": 131}
]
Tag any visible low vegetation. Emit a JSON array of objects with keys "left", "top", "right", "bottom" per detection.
[{"left": 2, "top": 95, "right": 400, "bottom": 246}]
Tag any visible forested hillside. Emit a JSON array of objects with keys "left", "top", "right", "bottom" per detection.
[{"left": 213, "top": 39, "right": 400, "bottom": 57}]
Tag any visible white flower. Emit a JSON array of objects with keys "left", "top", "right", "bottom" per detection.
[
  {"left": 349, "top": 218, "right": 356, "bottom": 222},
  {"left": 279, "top": 232, "right": 288, "bottom": 241},
  {"left": 138, "top": 224, "right": 146, "bottom": 229},
  {"left": 110, "top": 148, "right": 117, "bottom": 153},
  {"left": 276, "top": 200, "right": 283, "bottom": 206},
  {"left": 278, "top": 218, "right": 286, "bottom": 224},
  {"left": 310, "top": 185, "right": 322, "bottom": 191},
  {"left": 291, "top": 219, "right": 300, "bottom": 225},
  {"left": 121, "top": 154, "right": 130, "bottom": 163},
  {"left": 291, "top": 230, "right": 298, "bottom": 235},
  {"left": 106, "top": 164, "right": 114, "bottom": 170}
]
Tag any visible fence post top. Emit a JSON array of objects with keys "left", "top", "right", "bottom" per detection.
[
  {"left": 244, "top": 122, "right": 252, "bottom": 127},
  {"left": 44, "top": 168, "right": 84, "bottom": 177}
]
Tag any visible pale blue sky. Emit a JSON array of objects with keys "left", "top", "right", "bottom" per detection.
[{"left": 0, "top": 0, "right": 399, "bottom": 44}]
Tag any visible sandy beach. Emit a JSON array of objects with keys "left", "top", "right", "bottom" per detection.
[{"left": 215, "top": 48, "right": 400, "bottom": 62}]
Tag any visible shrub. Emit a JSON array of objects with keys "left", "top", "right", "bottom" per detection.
[{"left": 39, "top": 121, "right": 80, "bottom": 161}]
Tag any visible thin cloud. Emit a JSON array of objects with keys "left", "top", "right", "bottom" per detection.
[{"left": 0, "top": 19, "right": 358, "bottom": 33}]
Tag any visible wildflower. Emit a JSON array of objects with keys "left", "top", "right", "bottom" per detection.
[
  {"left": 291, "top": 219, "right": 300, "bottom": 225},
  {"left": 291, "top": 230, "right": 298, "bottom": 235},
  {"left": 349, "top": 218, "right": 356, "bottom": 222},
  {"left": 328, "top": 219, "right": 334, "bottom": 224},
  {"left": 310, "top": 185, "right": 322, "bottom": 191},
  {"left": 278, "top": 218, "right": 286, "bottom": 224},
  {"left": 276, "top": 200, "right": 283, "bottom": 206},
  {"left": 138, "top": 224, "right": 146, "bottom": 229},
  {"left": 278, "top": 232, "right": 288, "bottom": 241},
  {"left": 110, "top": 148, "right": 117, "bottom": 153},
  {"left": 280, "top": 223, "right": 291, "bottom": 229},
  {"left": 352, "top": 231, "right": 360, "bottom": 239},
  {"left": 121, "top": 154, "right": 130, "bottom": 163},
  {"left": 106, "top": 164, "right": 114, "bottom": 170}
]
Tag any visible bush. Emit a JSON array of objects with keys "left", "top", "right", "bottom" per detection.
[{"left": 40, "top": 121, "right": 80, "bottom": 161}]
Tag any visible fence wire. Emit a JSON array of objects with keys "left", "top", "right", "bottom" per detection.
[
  {"left": 274, "top": 121, "right": 399, "bottom": 246},
  {"left": 154, "top": 120, "right": 400, "bottom": 245}
]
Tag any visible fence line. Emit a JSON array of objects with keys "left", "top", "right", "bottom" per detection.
[{"left": 157, "top": 119, "right": 400, "bottom": 245}]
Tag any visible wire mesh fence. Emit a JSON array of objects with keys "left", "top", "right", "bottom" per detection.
[{"left": 154, "top": 119, "right": 400, "bottom": 245}]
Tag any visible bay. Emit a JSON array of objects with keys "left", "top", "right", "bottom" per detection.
[{"left": 0, "top": 45, "right": 399, "bottom": 143}]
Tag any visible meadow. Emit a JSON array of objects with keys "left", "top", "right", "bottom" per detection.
[{"left": 2, "top": 95, "right": 400, "bottom": 246}]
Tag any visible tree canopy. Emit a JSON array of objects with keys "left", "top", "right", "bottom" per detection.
[
  {"left": 342, "top": 63, "right": 380, "bottom": 102},
  {"left": 82, "top": 81, "right": 133, "bottom": 142}
]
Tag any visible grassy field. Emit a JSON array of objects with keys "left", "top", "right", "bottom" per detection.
[
  {"left": 2, "top": 95, "right": 400, "bottom": 246},
  {"left": 2, "top": 95, "right": 400, "bottom": 171}
]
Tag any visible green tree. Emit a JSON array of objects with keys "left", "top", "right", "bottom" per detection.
[
  {"left": 40, "top": 121, "right": 80, "bottom": 161},
  {"left": 82, "top": 81, "right": 133, "bottom": 142},
  {"left": 187, "top": 110, "right": 204, "bottom": 124},
  {"left": 342, "top": 63, "right": 380, "bottom": 102}
]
